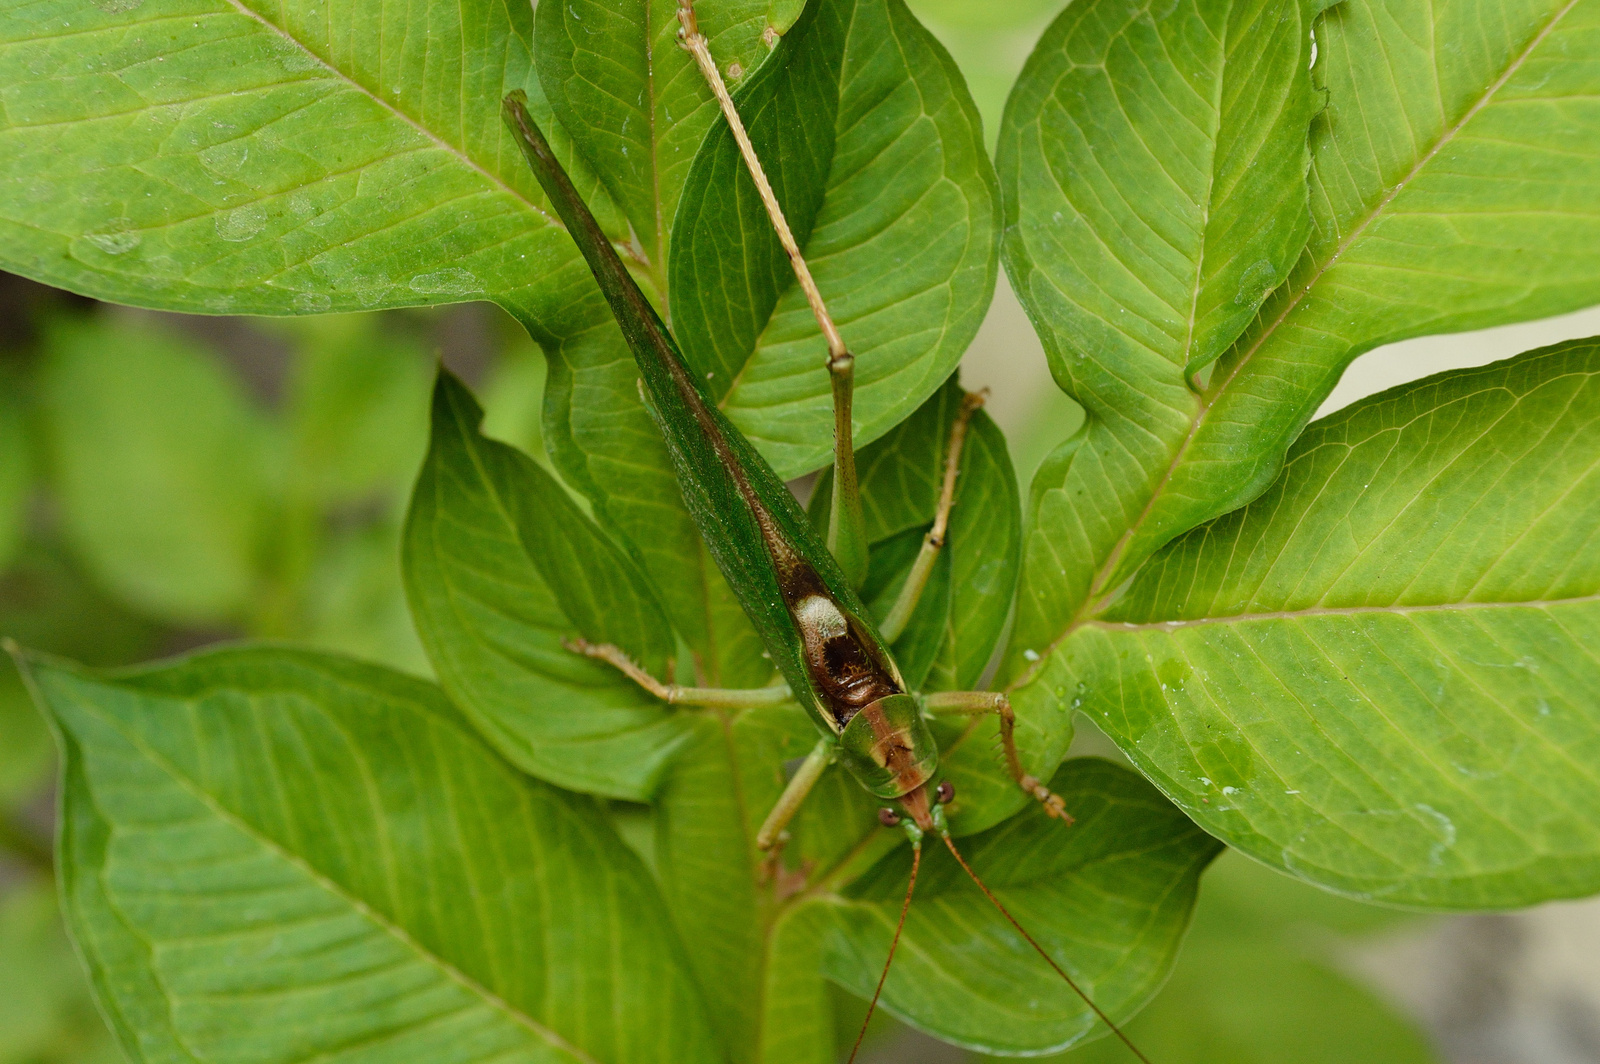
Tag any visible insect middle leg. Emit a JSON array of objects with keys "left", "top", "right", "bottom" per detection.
[{"left": 921, "top": 690, "right": 1072, "bottom": 822}]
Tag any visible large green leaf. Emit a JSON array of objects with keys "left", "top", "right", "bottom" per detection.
[
  {"left": 535, "top": 0, "right": 804, "bottom": 279},
  {"left": 38, "top": 316, "right": 268, "bottom": 626},
  {"left": 24, "top": 646, "right": 721, "bottom": 1064},
  {"left": 404, "top": 372, "right": 695, "bottom": 800},
  {"left": 1047, "top": 340, "right": 1600, "bottom": 907},
  {"left": 670, "top": 0, "right": 1000, "bottom": 477},
  {"left": 818, "top": 759, "right": 1220, "bottom": 1055},
  {"left": 0, "top": 0, "right": 613, "bottom": 325},
  {"left": 1145, "top": 0, "right": 1600, "bottom": 576},
  {"left": 998, "top": 0, "right": 1322, "bottom": 692},
  {"left": 1005, "top": 0, "right": 1600, "bottom": 740}
]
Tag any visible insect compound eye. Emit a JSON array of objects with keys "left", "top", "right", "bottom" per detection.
[
  {"left": 877, "top": 807, "right": 902, "bottom": 827},
  {"left": 935, "top": 780, "right": 955, "bottom": 805}
]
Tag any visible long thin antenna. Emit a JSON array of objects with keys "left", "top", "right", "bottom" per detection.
[
  {"left": 846, "top": 844, "right": 921, "bottom": 1064},
  {"left": 941, "top": 836, "right": 1154, "bottom": 1064}
]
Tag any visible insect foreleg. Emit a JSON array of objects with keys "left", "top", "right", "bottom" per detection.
[
  {"left": 878, "top": 390, "right": 987, "bottom": 642},
  {"left": 566, "top": 639, "right": 792, "bottom": 708},
  {"left": 676, "top": 0, "right": 869, "bottom": 585},
  {"left": 921, "top": 690, "right": 1072, "bottom": 822}
]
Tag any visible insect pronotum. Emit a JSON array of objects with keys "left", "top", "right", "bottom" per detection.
[{"left": 502, "top": 4, "right": 1153, "bottom": 1059}]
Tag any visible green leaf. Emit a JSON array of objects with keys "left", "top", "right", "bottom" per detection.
[
  {"left": 819, "top": 759, "right": 1221, "bottom": 1055},
  {"left": 535, "top": 0, "right": 804, "bottom": 276},
  {"left": 537, "top": 317, "right": 769, "bottom": 687},
  {"left": 0, "top": 0, "right": 608, "bottom": 324},
  {"left": 404, "top": 371, "right": 696, "bottom": 800},
  {"left": 670, "top": 0, "right": 1000, "bottom": 477},
  {"left": 0, "top": 380, "right": 29, "bottom": 574},
  {"left": 1005, "top": 0, "right": 1600, "bottom": 740},
  {"left": 38, "top": 316, "right": 268, "bottom": 626},
  {"left": 1146, "top": 0, "right": 1600, "bottom": 576},
  {"left": 998, "top": 0, "right": 1323, "bottom": 695},
  {"left": 1042, "top": 339, "right": 1600, "bottom": 907},
  {"left": 25, "top": 645, "right": 722, "bottom": 1064}
]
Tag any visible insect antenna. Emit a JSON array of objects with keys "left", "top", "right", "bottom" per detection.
[
  {"left": 845, "top": 842, "right": 921, "bottom": 1064},
  {"left": 940, "top": 835, "right": 1155, "bottom": 1064}
]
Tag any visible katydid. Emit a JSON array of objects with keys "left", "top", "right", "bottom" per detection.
[{"left": 501, "top": 13, "right": 1151, "bottom": 1058}]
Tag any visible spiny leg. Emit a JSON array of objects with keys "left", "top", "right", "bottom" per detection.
[
  {"left": 676, "top": 0, "right": 868, "bottom": 584},
  {"left": 922, "top": 690, "right": 1072, "bottom": 822},
  {"left": 877, "top": 389, "right": 987, "bottom": 643},
  {"left": 566, "top": 639, "right": 792, "bottom": 708}
]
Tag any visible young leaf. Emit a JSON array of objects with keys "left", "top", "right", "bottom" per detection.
[
  {"left": 38, "top": 317, "right": 269, "bottom": 626},
  {"left": 998, "top": 0, "right": 1322, "bottom": 690},
  {"left": 24, "top": 646, "right": 721, "bottom": 1064},
  {"left": 404, "top": 371, "right": 695, "bottom": 800},
  {"left": 670, "top": 0, "right": 1000, "bottom": 477},
  {"left": 0, "top": 0, "right": 612, "bottom": 322},
  {"left": 536, "top": 0, "right": 805, "bottom": 277},
  {"left": 819, "top": 759, "right": 1221, "bottom": 1055},
  {"left": 1039, "top": 339, "right": 1600, "bottom": 907}
]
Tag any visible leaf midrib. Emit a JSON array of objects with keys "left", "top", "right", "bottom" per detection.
[
  {"left": 1013, "top": 0, "right": 1582, "bottom": 689},
  {"left": 81, "top": 691, "right": 603, "bottom": 1064},
  {"left": 214, "top": 0, "right": 563, "bottom": 233},
  {"left": 1097, "top": 592, "right": 1600, "bottom": 631}
]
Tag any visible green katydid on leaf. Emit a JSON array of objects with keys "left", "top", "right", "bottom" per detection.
[
  {"left": 505, "top": 91, "right": 886, "bottom": 750},
  {"left": 503, "top": 44, "right": 1198, "bottom": 1060}
]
